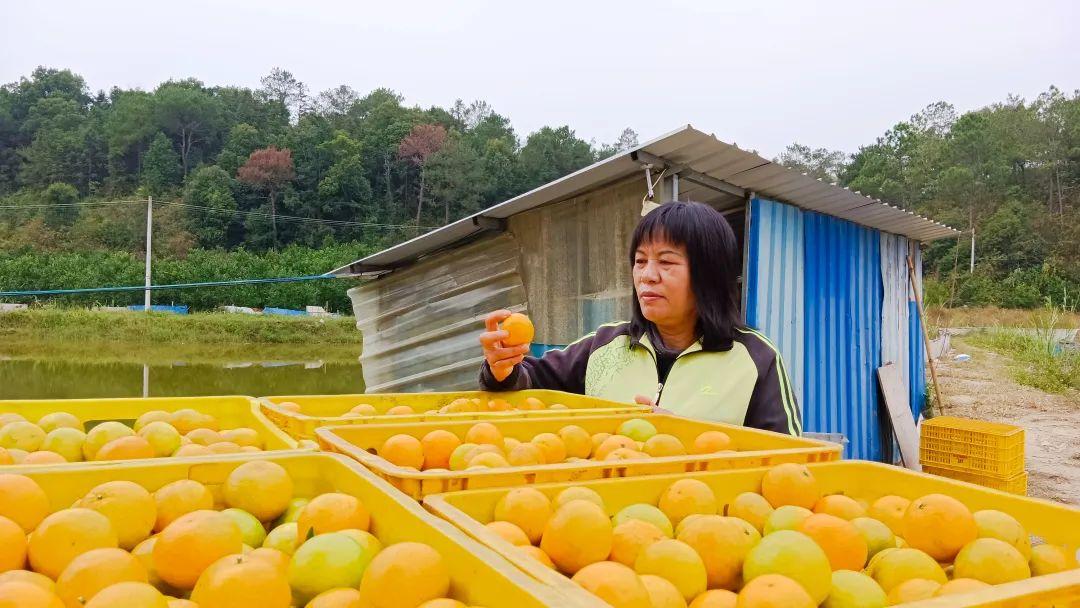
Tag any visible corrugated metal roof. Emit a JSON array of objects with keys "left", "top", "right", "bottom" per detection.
[{"left": 331, "top": 125, "right": 959, "bottom": 276}]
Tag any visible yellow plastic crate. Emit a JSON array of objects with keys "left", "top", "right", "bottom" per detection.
[
  {"left": 4, "top": 453, "right": 571, "bottom": 607},
  {"left": 424, "top": 461, "right": 1080, "bottom": 608},
  {"left": 920, "top": 416, "right": 1025, "bottom": 477},
  {"left": 0, "top": 396, "right": 304, "bottom": 464},
  {"left": 259, "top": 390, "right": 650, "bottom": 440},
  {"left": 922, "top": 465, "right": 1029, "bottom": 495},
  {"left": 317, "top": 413, "right": 841, "bottom": 500}
]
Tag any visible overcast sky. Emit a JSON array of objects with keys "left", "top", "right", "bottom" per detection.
[{"left": 3, "top": 0, "right": 1078, "bottom": 158}]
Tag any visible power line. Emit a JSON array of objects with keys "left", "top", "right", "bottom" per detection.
[{"left": 0, "top": 274, "right": 344, "bottom": 298}]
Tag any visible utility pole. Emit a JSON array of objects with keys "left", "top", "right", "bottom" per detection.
[
  {"left": 144, "top": 196, "right": 153, "bottom": 311},
  {"left": 969, "top": 225, "right": 975, "bottom": 274}
]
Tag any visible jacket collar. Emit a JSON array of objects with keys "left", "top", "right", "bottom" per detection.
[{"left": 634, "top": 330, "right": 704, "bottom": 358}]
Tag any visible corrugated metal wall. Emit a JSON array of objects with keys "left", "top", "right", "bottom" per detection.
[
  {"left": 803, "top": 211, "right": 883, "bottom": 460},
  {"left": 908, "top": 244, "right": 927, "bottom": 416},
  {"left": 744, "top": 197, "right": 805, "bottom": 407},
  {"left": 880, "top": 233, "right": 912, "bottom": 413}
]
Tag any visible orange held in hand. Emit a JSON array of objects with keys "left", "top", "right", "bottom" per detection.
[{"left": 500, "top": 313, "right": 535, "bottom": 346}]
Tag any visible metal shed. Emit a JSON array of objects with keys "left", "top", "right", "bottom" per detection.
[{"left": 331, "top": 126, "right": 958, "bottom": 460}]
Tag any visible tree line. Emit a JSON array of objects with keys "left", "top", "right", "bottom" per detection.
[{"left": 1, "top": 66, "right": 1077, "bottom": 310}]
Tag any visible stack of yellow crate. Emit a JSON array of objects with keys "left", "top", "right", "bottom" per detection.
[{"left": 920, "top": 415, "right": 1027, "bottom": 494}]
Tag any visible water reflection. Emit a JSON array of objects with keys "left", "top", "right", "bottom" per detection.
[{"left": 0, "top": 355, "right": 364, "bottom": 399}]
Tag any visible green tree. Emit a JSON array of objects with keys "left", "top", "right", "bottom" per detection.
[
  {"left": 428, "top": 134, "right": 486, "bottom": 223},
  {"left": 184, "top": 166, "right": 237, "bottom": 247},
  {"left": 42, "top": 182, "right": 79, "bottom": 228},
  {"left": 141, "top": 132, "right": 182, "bottom": 195},
  {"left": 775, "top": 142, "right": 847, "bottom": 182},
  {"left": 153, "top": 80, "right": 222, "bottom": 175},
  {"left": 217, "top": 123, "right": 264, "bottom": 175},
  {"left": 518, "top": 126, "right": 595, "bottom": 190}
]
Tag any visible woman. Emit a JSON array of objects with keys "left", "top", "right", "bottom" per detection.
[{"left": 478, "top": 201, "right": 801, "bottom": 435}]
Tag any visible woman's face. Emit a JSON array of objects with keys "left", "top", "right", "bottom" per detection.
[{"left": 633, "top": 238, "right": 696, "bottom": 328}]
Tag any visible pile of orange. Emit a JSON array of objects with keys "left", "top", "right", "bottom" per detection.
[
  {"left": 478, "top": 462, "right": 1076, "bottom": 607},
  {"left": 376, "top": 419, "right": 737, "bottom": 471},
  {"left": 0, "top": 463, "right": 484, "bottom": 608},
  {"left": 278, "top": 395, "right": 574, "bottom": 418},
  {"left": 0, "top": 409, "right": 268, "bottom": 465}
]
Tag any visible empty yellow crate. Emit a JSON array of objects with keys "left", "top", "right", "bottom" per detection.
[
  {"left": 920, "top": 416, "right": 1025, "bottom": 477},
  {"left": 5, "top": 453, "right": 570, "bottom": 607},
  {"left": 259, "top": 390, "right": 649, "bottom": 440},
  {"left": 424, "top": 461, "right": 1080, "bottom": 608},
  {"left": 0, "top": 396, "right": 303, "bottom": 464},
  {"left": 317, "top": 413, "right": 841, "bottom": 500},
  {"left": 922, "top": 465, "right": 1029, "bottom": 495}
]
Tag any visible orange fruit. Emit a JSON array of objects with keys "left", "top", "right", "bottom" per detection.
[
  {"left": 797, "top": 513, "right": 868, "bottom": 571},
  {"left": 736, "top": 574, "right": 814, "bottom": 607},
  {"left": 0, "top": 448, "right": 11, "bottom": 465},
  {"left": 95, "top": 436, "right": 154, "bottom": 461},
  {"left": 22, "top": 451, "right": 66, "bottom": 465},
  {"left": 953, "top": 537, "right": 1031, "bottom": 584},
  {"left": 868, "top": 548, "right": 947, "bottom": 592},
  {"left": 886, "top": 578, "right": 941, "bottom": 604},
  {"left": 420, "top": 430, "right": 460, "bottom": 470},
  {"left": 742, "top": 530, "right": 832, "bottom": 603},
  {"left": 83, "top": 581, "right": 167, "bottom": 608},
  {"left": 0, "top": 570, "right": 53, "bottom": 594},
  {"left": 594, "top": 435, "right": 637, "bottom": 460},
  {"left": 152, "top": 510, "right": 243, "bottom": 589},
  {"left": 902, "top": 494, "right": 977, "bottom": 562},
  {"left": 0, "top": 516, "right": 27, "bottom": 573},
  {"left": 518, "top": 545, "right": 555, "bottom": 569},
  {"left": 691, "top": 431, "right": 733, "bottom": 454},
  {"left": 296, "top": 493, "right": 371, "bottom": 543},
  {"left": 813, "top": 495, "right": 865, "bottom": 520},
  {"left": 726, "top": 492, "right": 773, "bottom": 534},
  {"left": 531, "top": 433, "right": 566, "bottom": 464},
  {"left": 223, "top": 461, "right": 294, "bottom": 522},
  {"left": 172, "top": 444, "right": 211, "bottom": 457},
  {"left": 591, "top": 433, "right": 612, "bottom": 453},
  {"left": 643, "top": 434, "right": 686, "bottom": 457},
  {"left": 0, "top": 581, "right": 64, "bottom": 608},
  {"left": 191, "top": 553, "right": 291, "bottom": 608},
  {"left": 610, "top": 519, "right": 666, "bottom": 567},
  {"left": 306, "top": 587, "right": 364, "bottom": 607},
  {"left": 494, "top": 488, "right": 552, "bottom": 544},
  {"left": 520, "top": 397, "right": 546, "bottom": 411},
  {"left": 500, "top": 313, "right": 534, "bottom": 346},
  {"left": 133, "top": 411, "right": 170, "bottom": 432},
  {"left": 760, "top": 463, "right": 820, "bottom": 509},
  {"left": 633, "top": 538, "right": 706, "bottom": 601},
  {"left": 0, "top": 474, "right": 50, "bottom": 532},
  {"left": 246, "top": 547, "right": 289, "bottom": 573},
  {"left": 689, "top": 590, "right": 738, "bottom": 608},
  {"left": 277, "top": 402, "right": 302, "bottom": 413},
  {"left": 507, "top": 443, "right": 546, "bottom": 466},
  {"left": 167, "top": 599, "right": 197, "bottom": 608},
  {"left": 382, "top": 436, "right": 423, "bottom": 468},
  {"left": 386, "top": 405, "right": 414, "bottom": 416},
  {"left": 468, "top": 451, "right": 510, "bottom": 468},
  {"left": 29, "top": 509, "right": 119, "bottom": 579},
  {"left": 639, "top": 574, "right": 685, "bottom": 608},
  {"left": 486, "top": 398, "right": 513, "bottom": 412},
  {"left": 677, "top": 515, "right": 760, "bottom": 591},
  {"left": 77, "top": 481, "right": 156, "bottom": 550},
  {"left": 973, "top": 509, "right": 1031, "bottom": 559},
  {"left": 935, "top": 578, "right": 991, "bottom": 596},
  {"left": 1030, "top": 544, "right": 1079, "bottom": 576},
  {"left": 219, "top": 428, "right": 260, "bottom": 448},
  {"left": 485, "top": 521, "right": 530, "bottom": 546},
  {"left": 659, "top": 479, "right": 717, "bottom": 526},
  {"left": 207, "top": 441, "right": 242, "bottom": 454},
  {"left": 540, "top": 500, "right": 612, "bottom": 574},
  {"left": 869, "top": 495, "right": 909, "bottom": 536},
  {"left": 56, "top": 548, "right": 147, "bottom": 608},
  {"left": 555, "top": 487, "right": 605, "bottom": 509},
  {"left": 129, "top": 537, "right": 166, "bottom": 591},
  {"left": 571, "top": 561, "right": 650, "bottom": 608},
  {"left": 464, "top": 423, "right": 502, "bottom": 446},
  {"left": 416, "top": 600, "right": 464, "bottom": 608},
  {"left": 153, "top": 480, "right": 213, "bottom": 532},
  {"left": 185, "top": 428, "right": 221, "bottom": 446},
  {"left": 349, "top": 404, "right": 377, "bottom": 416},
  {"left": 169, "top": 409, "right": 218, "bottom": 434},
  {"left": 357, "top": 542, "right": 449, "bottom": 608},
  {"left": 559, "top": 425, "right": 593, "bottom": 459}
]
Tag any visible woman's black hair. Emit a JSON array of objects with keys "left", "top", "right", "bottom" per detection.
[{"left": 628, "top": 201, "right": 742, "bottom": 351}]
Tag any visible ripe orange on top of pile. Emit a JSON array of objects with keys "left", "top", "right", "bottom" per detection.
[
  {"left": 374, "top": 418, "right": 740, "bottom": 472},
  {"left": 0, "top": 462, "right": 491, "bottom": 608},
  {"left": 470, "top": 461, "right": 1073, "bottom": 608},
  {"left": 0, "top": 409, "right": 268, "bottom": 465}
]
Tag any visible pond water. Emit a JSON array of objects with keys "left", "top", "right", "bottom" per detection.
[{"left": 0, "top": 345, "right": 365, "bottom": 400}]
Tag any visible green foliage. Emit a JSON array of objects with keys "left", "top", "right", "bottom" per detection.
[
  {"left": 141, "top": 132, "right": 182, "bottom": 195},
  {"left": 183, "top": 166, "right": 236, "bottom": 247},
  {"left": 42, "top": 182, "right": 79, "bottom": 228},
  {"left": 518, "top": 126, "right": 596, "bottom": 190}
]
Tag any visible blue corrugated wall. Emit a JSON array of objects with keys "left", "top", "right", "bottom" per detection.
[
  {"left": 802, "top": 212, "right": 883, "bottom": 460},
  {"left": 908, "top": 300, "right": 926, "bottom": 416}
]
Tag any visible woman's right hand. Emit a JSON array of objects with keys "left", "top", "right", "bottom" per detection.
[{"left": 480, "top": 310, "right": 531, "bottom": 381}]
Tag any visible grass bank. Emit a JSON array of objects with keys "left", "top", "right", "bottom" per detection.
[
  {"left": 926, "top": 305, "right": 1080, "bottom": 329},
  {"left": 0, "top": 307, "right": 362, "bottom": 347},
  {"left": 963, "top": 329, "right": 1079, "bottom": 394}
]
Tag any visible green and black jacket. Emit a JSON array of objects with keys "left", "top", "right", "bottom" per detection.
[{"left": 480, "top": 322, "right": 802, "bottom": 435}]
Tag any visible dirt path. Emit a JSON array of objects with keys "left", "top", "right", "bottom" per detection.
[{"left": 934, "top": 337, "right": 1080, "bottom": 506}]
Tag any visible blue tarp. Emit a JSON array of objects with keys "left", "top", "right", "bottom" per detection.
[{"left": 127, "top": 304, "right": 189, "bottom": 314}]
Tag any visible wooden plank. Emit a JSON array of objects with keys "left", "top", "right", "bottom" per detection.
[{"left": 879, "top": 362, "right": 921, "bottom": 470}]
